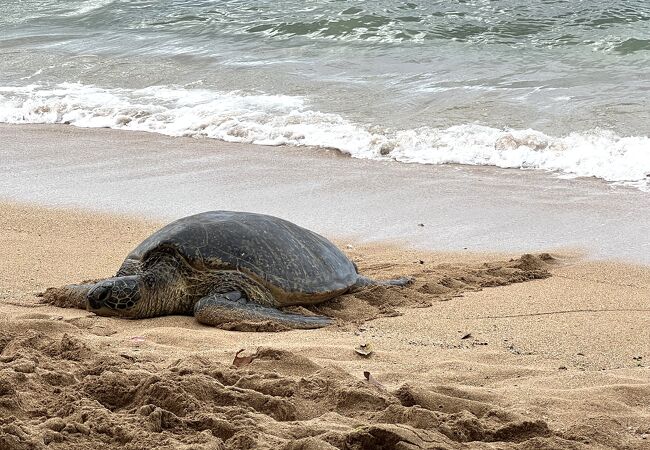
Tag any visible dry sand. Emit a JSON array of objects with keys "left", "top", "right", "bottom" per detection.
[{"left": 1, "top": 201, "right": 649, "bottom": 449}]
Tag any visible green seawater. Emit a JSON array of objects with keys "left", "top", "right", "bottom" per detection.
[{"left": 1, "top": 1, "right": 649, "bottom": 188}]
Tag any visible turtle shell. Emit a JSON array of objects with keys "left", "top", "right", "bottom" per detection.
[{"left": 121, "top": 211, "right": 358, "bottom": 304}]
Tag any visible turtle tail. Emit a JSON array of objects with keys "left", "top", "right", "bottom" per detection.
[{"left": 350, "top": 275, "right": 413, "bottom": 292}]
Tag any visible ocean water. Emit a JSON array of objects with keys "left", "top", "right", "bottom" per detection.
[{"left": 1, "top": 0, "right": 649, "bottom": 189}]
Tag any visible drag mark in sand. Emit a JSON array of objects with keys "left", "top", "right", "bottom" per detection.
[{"left": 460, "top": 308, "right": 650, "bottom": 320}]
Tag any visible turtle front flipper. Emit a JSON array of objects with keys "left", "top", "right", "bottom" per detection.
[{"left": 193, "top": 292, "right": 333, "bottom": 331}]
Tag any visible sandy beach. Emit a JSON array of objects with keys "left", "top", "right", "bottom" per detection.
[
  {"left": 0, "top": 0, "right": 650, "bottom": 450},
  {"left": 0, "top": 124, "right": 648, "bottom": 449},
  {"left": 1, "top": 197, "right": 649, "bottom": 449},
  {"left": 2, "top": 0, "right": 650, "bottom": 446}
]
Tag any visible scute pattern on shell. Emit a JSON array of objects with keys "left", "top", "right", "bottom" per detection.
[{"left": 122, "top": 211, "right": 358, "bottom": 299}]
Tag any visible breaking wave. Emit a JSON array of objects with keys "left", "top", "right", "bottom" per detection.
[{"left": 1, "top": 83, "right": 648, "bottom": 190}]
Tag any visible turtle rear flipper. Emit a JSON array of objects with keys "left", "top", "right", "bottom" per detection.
[{"left": 193, "top": 292, "right": 333, "bottom": 331}]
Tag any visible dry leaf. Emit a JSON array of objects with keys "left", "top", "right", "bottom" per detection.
[
  {"left": 120, "top": 353, "right": 137, "bottom": 362},
  {"left": 233, "top": 349, "right": 258, "bottom": 367},
  {"left": 130, "top": 336, "right": 146, "bottom": 347},
  {"left": 354, "top": 342, "right": 373, "bottom": 357},
  {"left": 363, "top": 371, "right": 386, "bottom": 391}
]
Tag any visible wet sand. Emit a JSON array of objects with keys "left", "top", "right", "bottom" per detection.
[
  {"left": 1, "top": 124, "right": 649, "bottom": 263},
  {"left": 1, "top": 202, "right": 649, "bottom": 449}
]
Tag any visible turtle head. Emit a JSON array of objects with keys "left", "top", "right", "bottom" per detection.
[
  {"left": 86, "top": 276, "right": 142, "bottom": 318},
  {"left": 86, "top": 252, "right": 187, "bottom": 318}
]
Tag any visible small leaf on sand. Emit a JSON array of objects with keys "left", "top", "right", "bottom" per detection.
[
  {"left": 120, "top": 353, "right": 137, "bottom": 362},
  {"left": 363, "top": 371, "right": 386, "bottom": 390},
  {"left": 355, "top": 343, "right": 373, "bottom": 357},
  {"left": 233, "top": 349, "right": 258, "bottom": 367},
  {"left": 130, "top": 336, "right": 146, "bottom": 347},
  {"left": 460, "top": 332, "right": 472, "bottom": 340}
]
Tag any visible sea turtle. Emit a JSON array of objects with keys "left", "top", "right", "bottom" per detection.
[{"left": 50, "top": 211, "right": 410, "bottom": 330}]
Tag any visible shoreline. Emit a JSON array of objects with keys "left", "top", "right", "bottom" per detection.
[
  {"left": 0, "top": 201, "right": 648, "bottom": 448},
  {"left": 1, "top": 123, "right": 649, "bottom": 264}
]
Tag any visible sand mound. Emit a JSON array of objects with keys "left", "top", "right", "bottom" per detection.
[
  {"left": 0, "top": 325, "right": 595, "bottom": 450},
  {"left": 304, "top": 253, "right": 553, "bottom": 326}
]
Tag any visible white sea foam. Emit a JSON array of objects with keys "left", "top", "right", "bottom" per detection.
[
  {"left": 1, "top": 83, "right": 648, "bottom": 190},
  {"left": 61, "top": 0, "right": 116, "bottom": 17}
]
